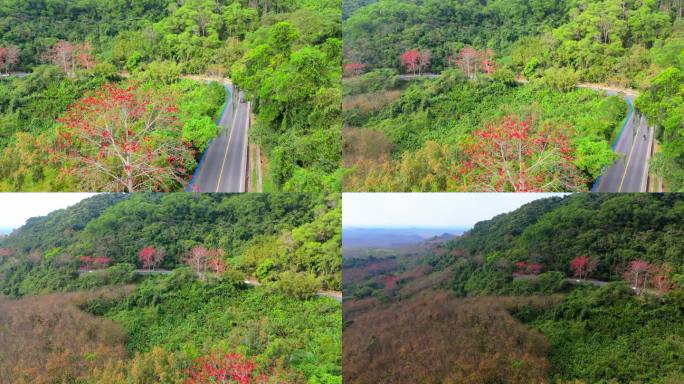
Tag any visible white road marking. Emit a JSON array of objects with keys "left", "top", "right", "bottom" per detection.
[
  {"left": 239, "top": 102, "right": 250, "bottom": 193},
  {"left": 216, "top": 96, "right": 240, "bottom": 192}
]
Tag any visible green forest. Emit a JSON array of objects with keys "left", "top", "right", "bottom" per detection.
[
  {"left": 343, "top": 193, "right": 684, "bottom": 383},
  {"left": 0, "top": 0, "right": 342, "bottom": 192},
  {"left": 0, "top": 193, "right": 341, "bottom": 383},
  {"left": 343, "top": 0, "right": 684, "bottom": 191}
]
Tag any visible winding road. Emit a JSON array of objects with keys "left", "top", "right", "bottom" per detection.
[
  {"left": 187, "top": 83, "right": 251, "bottom": 193},
  {"left": 81, "top": 269, "right": 343, "bottom": 302},
  {"left": 516, "top": 275, "right": 658, "bottom": 295},
  {"left": 583, "top": 86, "right": 653, "bottom": 192},
  {"left": 398, "top": 74, "right": 654, "bottom": 192}
]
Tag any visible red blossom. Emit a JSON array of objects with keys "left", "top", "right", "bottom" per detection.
[
  {"left": 400, "top": 49, "right": 431, "bottom": 75},
  {"left": 451, "top": 46, "right": 497, "bottom": 78},
  {"left": 185, "top": 351, "right": 289, "bottom": 384},
  {"left": 624, "top": 260, "right": 651, "bottom": 292},
  {"left": 514, "top": 261, "right": 543, "bottom": 275},
  {"left": 343, "top": 62, "right": 366, "bottom": 77},
  {"left": 457, "top": 114, "right": 587, "bottom": 192},
  {"left": 569, "top": 256, "right": 598, "bottom": 280},
  {"left": 54, "top": 84, "right": 191, "bottom": 192}
]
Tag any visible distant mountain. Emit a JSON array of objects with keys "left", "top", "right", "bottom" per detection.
[
  {"left": 343, "top": 227, "right": 466, "bottom": 250},
  {"left": 0, "top": 228, "right": 14, "bottom": 235}
]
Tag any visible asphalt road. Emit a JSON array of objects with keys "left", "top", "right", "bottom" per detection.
[
  {"left": 189, "top": 84, "right": 250, "bottom": 193},
  {"left": 591, "top": 91, "right": 652, "bottom": 192},
  {"left": 97, "top": 271, "right": 343, "bottom": 302}
]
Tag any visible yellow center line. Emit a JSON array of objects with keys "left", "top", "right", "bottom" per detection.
[
  {"left": 216, "top": 94, "right": 240, "bottom": 192},
  {"left": 618, "top": 116, "right": 641, "bottom": 192}
]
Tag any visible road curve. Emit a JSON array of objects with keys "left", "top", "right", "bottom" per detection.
[
  {"left": 587, "top": 88, "right": 652, "bottom": 192},
  {"left": 188, "top": 84, "right": 250, "bottom": 193},
  {"left": 397, "top": 74, "right": 653, "bottom": 192}
]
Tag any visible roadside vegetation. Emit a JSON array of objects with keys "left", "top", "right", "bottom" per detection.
[{"left": 343, "top": 0, "right": 684, "bottom": 191}]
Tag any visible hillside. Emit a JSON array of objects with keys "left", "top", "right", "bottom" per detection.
[
  {"left": 0, "top": 193, "right": 342, "bottom": 383},
  {"left": 342, "top": 193, "right": 684, "bottom": 383},
  {"left": 343, "top": 0, "right": 684, "bottom": 191},
  {"left": 449, "top": 193, "right": 684, "bottom": 280},
  {"left": 0, "top": 0, "right": 342, "bottom": 192},
  {"left": 0, "top": 193, "right": 342, "bottom": 296}
]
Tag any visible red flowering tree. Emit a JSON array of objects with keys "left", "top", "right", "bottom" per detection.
[
  {"left": 186, "top": 351, "right": 289, "bottom": 384},
  {"left": 94, "top": 257, "right": 111, "bottom": 269},
  {"left": 186, "top": 246, "right": 226, "bottom": 276},
  {"left": 515, "top": 261, "right": 543, "bottom": 275},
  {"left": 417, "top": 50, "right": 431, "bottom": 75},
  {"left": 208, "top": 255, "right": 227, "bottom": 274},
  {"left": 186, "top": 246, "right": 210, "bottom": 275},
  {"left": 478, "top": 48, "right": 496, "bottom": 74},
  {"left": 401, "top": 49, "right": 420, "bottom": 74},
  {"left": 569, "top": 256, "right": 599, "bottom": 280},
  {"left": 138, "top": 246, "right": 165, "bottom": 271},
  {"left": 400, "top": 49, "right": 431, "bottom": 75},
  {"left": 80, "top": 256, "right": 94, "bottom": 270},
  {"left": 80, "top": 256, "right": 111, "bottom": 270},
  {"left": 76, "top": 42, "right": 95, "bottom": 70},
  {"left": 55, "top": 84, "right": 193, "bottom": 192},
  {"left": 47, "top": 40, "right": 76, "bottom": 74},
  {"left": 453, "top": 46, "right": 480, "bottom": 79},
  {"left": 457, "top": 115, "right": 587, "bottom": 192},
  {"left": 624, "top": 260, "right": 651, "bottom": 292},
  {"left": 0, "top": 46, "right": 19, "bottom": 74},
  {"left": 46, "top": 41, "right": 95, "bottom": 76},
  {"left": 343, "top": 62, "right": 366, "bottom": 77},
  {"left": 650, "top": 263, "right": 672, "bottom": 293},
  {"left": 451, "top": 46, "right": 497, "bottom": 79}
]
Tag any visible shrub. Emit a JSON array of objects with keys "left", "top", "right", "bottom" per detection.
[
  {"left": 138, "top": 61, "right": 182, "bottom": 85},
  {"left": 77, "top": 263, "right": 136, "bottom": 289},
  {"left": 270, "top": 271, "right": 320, "bottom": 300},
  {"left": 542, "top": 67, "right": 580, "bottom": 92}
]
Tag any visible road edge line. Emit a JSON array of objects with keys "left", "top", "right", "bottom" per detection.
[
  {"left": 186, "top": 84, "right": 233, "bottom": 192},
  {"left": 618, "top": 114, "right": 642, "bottom": 191},
  {"left": 591, "top": 94, "right": 634, "bottom": 192},
  {"left": 240, "top": 102, "right": 250, "bottom": 193},
  {"left": 216, "top": 90, "right": 241, "bottom": 192}
]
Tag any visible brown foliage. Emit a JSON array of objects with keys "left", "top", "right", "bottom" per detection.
[
  {"left": 343, "top": 128, "right": 393, "bottom": 167},
  {"left": 92, "top": 346, "right": 186, "bottom": 384},
  {"left": 344, "top": 141, "right": 457, "bottom": 192},
  {"left": 396, "top": 267, "right": 452, "bottom": 298},
  {"left": 0, "top": 287, "right": 133, "bottom": 384},
  {"left": 343, "top": 258, "right": 399, "bottom": 285},
  {"left": 342, "top": 91, "right": 402, "bottom": 115},
  {"left": 343, "top": 292, "right": 563, "bottom": 384}
]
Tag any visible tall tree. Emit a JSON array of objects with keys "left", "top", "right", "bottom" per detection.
[
  {"left": 624, "top": 259, "right": 651, "bottom": 292},
  {"left": 4, "top": 46, "right": 20, "bottom": 74},
  {"left": 55, "top": 84, "right": 193, "bottom": 192},
  {"left": 401, "top": 49, "right": 420, "bottom": 74},
  {"left": 47, "top": 41, "right": 76, "bottom": 75},
  {"left": 138, "top": 246, "right": 165, "bottom": 270},
  {"left": 570, "top": 255, "right": 598, "bottom": 280},
  {"left": 458, "top": 115, "right": 587, "bottom": 192}
]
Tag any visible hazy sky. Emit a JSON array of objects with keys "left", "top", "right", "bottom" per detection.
[
  {"left": 343, "top": 193, "right": 567, "bottom": 228},
  {"left": 0, "top": 193, "right": 98, "bottom": 232}
]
